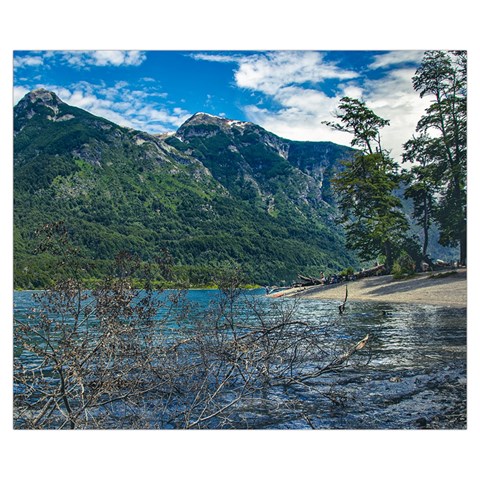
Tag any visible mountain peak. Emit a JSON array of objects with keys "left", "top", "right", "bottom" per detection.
[
  {"left": 178, "top": 112, "right": 251, "bottom": 136},
  {"left": 18, "top": 88, "right": 64, "bottom": 109},
  {"left": 192, "top": 112, "right": 221, "bottom": 119},
  {"left": 184, "top": 112, "right": 229, "bottom": 125},
  {"left": 14, "top": 89, "right": 75, "bottom": 133}
]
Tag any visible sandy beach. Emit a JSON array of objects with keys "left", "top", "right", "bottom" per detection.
[{"left": 270, "top": 269, "right": 467, "bottom": 308}]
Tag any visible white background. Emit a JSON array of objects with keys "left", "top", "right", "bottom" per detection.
[{"left": 1, "top": 1, "right": 478, "bottom": 479}]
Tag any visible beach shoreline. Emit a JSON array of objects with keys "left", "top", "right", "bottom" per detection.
[{"left": 269, "top": 269, "right": 467, "bottom": 308}]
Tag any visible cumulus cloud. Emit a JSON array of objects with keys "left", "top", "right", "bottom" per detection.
[
  {"left": 14, "top": 50, "right": 147, "bottom": 71},
  {"left": 362, "top": 67, "right": 430, "bottom": 158},
  {"left": 340, "top": 84, "right": 364, "bottom": 99},
  {"left": 13, "top": 86, "right": 31, "bottom": 104},
  {"left": 244, "top": 104, "right": 353, "bottom": 146},
  {"left": 369, "top": 50, "right": 425, "bottom": 69},
  {"left": 13, "top": 54, "right": 45, "bottom": 69},
  {"left": 60, "top": 50, "right": 147, "bottom": 68},
  {"left": 244, "top": 85, "right": 348, "bottom": 143},
  {"left": 233, "top": 51, "right": 359, "bottom": 95},
  {"left": 194, "top": 50, "right": 428, "bottom": 159},
  {"left": 15, "top": 80, "right": 191, "bottom": 134}
]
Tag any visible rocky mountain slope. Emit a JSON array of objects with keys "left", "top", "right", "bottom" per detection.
[{"left": 14, "top": 89, "right": 358, "bottom": 288}]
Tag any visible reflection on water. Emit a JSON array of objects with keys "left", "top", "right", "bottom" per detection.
[{"left": 13, "top": 290, "right": 466, "bottom": 429}]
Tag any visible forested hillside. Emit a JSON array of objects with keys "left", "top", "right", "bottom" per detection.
[{"left": 14, "top": 89, "right": 358, "bottom": 288}]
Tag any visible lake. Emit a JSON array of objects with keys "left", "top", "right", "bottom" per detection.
[{"left": 13, "top": 289, "right": 466, "bottom": 429}]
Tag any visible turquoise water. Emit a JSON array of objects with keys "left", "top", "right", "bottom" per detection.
[{"left": 13, "top": 289, "right": 466, "bottom": 429}]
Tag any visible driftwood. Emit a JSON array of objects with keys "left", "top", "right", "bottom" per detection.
[
  {"left": 282, "top": 333, "right": 370, "bottom": 385},
  {"left": 339, "top": 285, "right": 348, "bottom": 314},
  {"left": 291, "top": 264, "right": 385, "bottom": 291},
  {"left": 295, "top": 274, "right": 324, "bottom": 287},
  {"left": 355, "top": 264, "right": 385, "bottom": 278},
  {"left": 298, "top": 274, "right": 324, "bottom": 283}
]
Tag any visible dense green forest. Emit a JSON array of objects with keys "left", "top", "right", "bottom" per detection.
[{"left": 14, "top": 91, "right": 358, "bottom": 288}]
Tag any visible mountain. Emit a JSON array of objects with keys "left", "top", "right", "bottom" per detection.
[
  {"left": 14, "top": 89, "right": 359, "bottom": 288},
  {"left": 174, "top": 112, "right": 349, "bottom": 207}
]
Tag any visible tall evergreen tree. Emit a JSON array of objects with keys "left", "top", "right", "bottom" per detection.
[
  {"left": 402, "top": 134, "right": 438, "bottom": 262},
  {"left": 325, "top": 97, "right": 408, "bottom": 272},
  {"left": 412, "top": 50, "right": 467, "bottom": 265}
]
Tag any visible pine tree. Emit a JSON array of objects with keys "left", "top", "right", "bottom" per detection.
[
  {"left": 402, "top": 134, "right": 438, "bottom": 262},
  {"left": 325, "top": 97, "right": 408, "bottom": 272}
]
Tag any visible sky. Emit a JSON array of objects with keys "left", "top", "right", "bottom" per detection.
[{"left": 13, "top": 49, "right": 430, "bottom": 160}]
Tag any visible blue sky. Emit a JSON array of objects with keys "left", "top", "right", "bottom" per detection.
[{"left": 14, "top": 50, "right": 429, "bottom": 159}]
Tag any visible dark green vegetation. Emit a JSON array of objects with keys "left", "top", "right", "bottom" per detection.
[
  {"left": 325, "top": 97, "right": 409, "bottom": 272},
  {"left": 407, "top": 50, "right": 467, "bottom": 265},
  {"left": 14, "top": 90, "right": 358, "bottom": 288}
]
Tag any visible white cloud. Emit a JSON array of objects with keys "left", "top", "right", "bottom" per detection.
[
  {"left": 273, "top": 86, "right": 335, "bottom": 113},
  {"left": 233, "top": 51, "right": 359, "bottom": 95},
  {"left": 60, "top": 50, "right": 146, "bottom": 68},
  {"left": 194, "top": 50, "right": 428, "bottom": 159},
  {"left": 13, "top": 86, "right": 30, "bottom": 104},
  {"left": 13, "top": 54, "right": 45, "bottom": 69},
  {"left": 190, "top": 53, "right": 240, "bottom": 63},
  {"left": 369, "top": 50, "right": 425, "bottom": 69},
  {"left": 14, "top": 51, "right": 147, "bottom": 71},
  {"left": 340, "top": 84, "right": 364, "bottom": 99},
  {"left": 245, "top": 104, "right": 353, "bottom": 146},
  {"left": 91, "top": 50, "right": 146, "bottom": 67},
  {"left": 14, "top": 80, "right": 191, "bottom": 134},
  {"left": 362, "top": 68, "right": 431, "bottom": 159},
  {"left": 135, "top": 105, "right": 190, "bottom": 127}
]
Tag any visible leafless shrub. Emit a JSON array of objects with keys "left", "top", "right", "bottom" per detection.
[{"left": 14, "top": 225, "right": 371, "bottom": 429}]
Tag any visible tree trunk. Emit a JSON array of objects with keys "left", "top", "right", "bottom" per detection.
[
  {"left": 422, "top": 194, "right": 429, "bottom": 260},
  {"left": 460, "top": 229, "right": 467, "bottom": 266},
  {"left": 384, "top": 241, "right": 393, "bottom": 274}
]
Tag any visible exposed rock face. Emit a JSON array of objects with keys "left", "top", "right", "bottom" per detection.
[
  {"left": 16, "top": 88, "right": 63, "bottom": 116},
  {"left": 14, "top": 88, "right": 75, "bottom": 133},
  {"left": 22, "top": 88, "right": 64, "bottom": 107}
]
